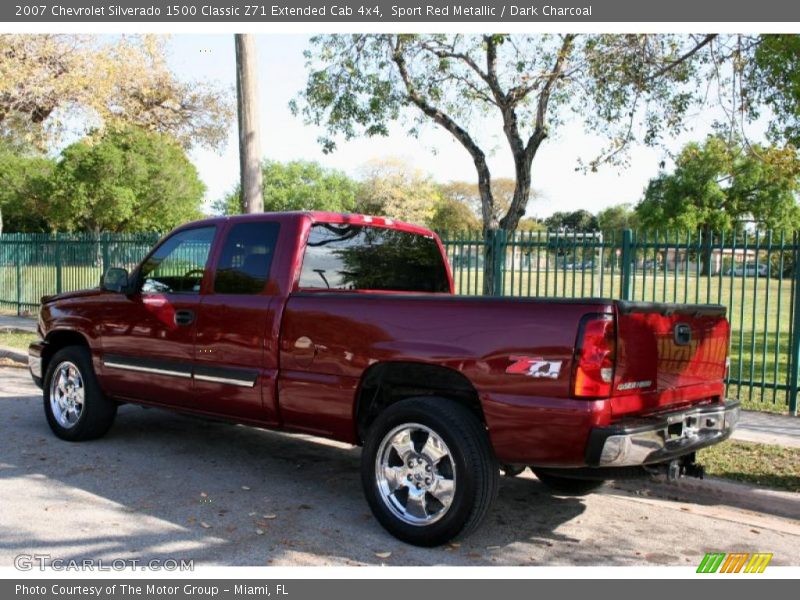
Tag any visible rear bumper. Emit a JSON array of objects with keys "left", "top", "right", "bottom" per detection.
[
  {"left": 586, "top": 400, "right": 740, "bottom": 467},
  {"left": 28, "top": 340, "right": 45, "bottom": 388}
]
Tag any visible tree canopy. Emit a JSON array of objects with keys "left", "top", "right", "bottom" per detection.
[
  {"left": 355, "top": 158, "right": 440, "bottom": 225},
  {"left": 0, "top": 34, "right": 233, "bottom": 151},
  {"left": 1, "top": 126, "right": 205, "bottom": 233},
  {"left": 214, "top": 160, "right": 360, "bottom": 216},
  {"left": 544, "top": 210, "right": 599, "bottom": 231},
  {"left": 635, "top": 136, "right": 800, "bottom": 233}
]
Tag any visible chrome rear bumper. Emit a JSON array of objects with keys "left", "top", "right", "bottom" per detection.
[{"left": 586, "top": 401, "right": 740, "bottom": 467}]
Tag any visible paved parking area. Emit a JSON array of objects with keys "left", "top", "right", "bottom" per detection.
[{"left": 1, "top": 365, "right": 798, "bottom": 567}]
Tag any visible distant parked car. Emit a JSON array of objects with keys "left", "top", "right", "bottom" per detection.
[{"left": 724, "top": 263, "right": 769, "bottom": 277}]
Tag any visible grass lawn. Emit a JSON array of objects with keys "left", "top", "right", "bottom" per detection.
[
  {"left": 697, "top": 440, "right": 800, "bottom": 493},
  {"left": 0, "top": 330, "right": 38, "bottom": 351}
]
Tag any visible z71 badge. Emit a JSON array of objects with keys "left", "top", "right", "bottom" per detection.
[{"left": 506, "top": 356, "right": 563, "bottom": 379}]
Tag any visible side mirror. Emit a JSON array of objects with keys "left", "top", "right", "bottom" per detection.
[{"left": 101, "top": 267, "right": 130, "bottom": 293}]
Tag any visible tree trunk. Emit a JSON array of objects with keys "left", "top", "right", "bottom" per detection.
[
  {"left": 235, "top": 34, "right": 264, "bottom": 214},
  {"left": 482, "top": 154, "right": 534, "bottom": 296}
]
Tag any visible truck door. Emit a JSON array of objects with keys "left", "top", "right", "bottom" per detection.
[
  {"left": 98, "top": 226, "right": 216, "bottom": 406},
  {"left": 191, "top": 220, "right": 282, "bottom": 423}
]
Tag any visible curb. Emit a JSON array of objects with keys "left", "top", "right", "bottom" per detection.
[
  {"left": 613, "top": 476, "right": 800, "bottom": 521},
  {"left": 0, "top": 345, "right": 27, "bottom": 364}
]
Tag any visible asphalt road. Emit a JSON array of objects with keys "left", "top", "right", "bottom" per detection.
[{"left": 1, "top": 365, "right": 798, "bottom": 567}]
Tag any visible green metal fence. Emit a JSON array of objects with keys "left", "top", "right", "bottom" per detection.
[
  {"left": 0, "top": 232, "right": 159, "bottom": 314},
  {"left": 1, "top": 229, "right": 798, "bottom": 414}
]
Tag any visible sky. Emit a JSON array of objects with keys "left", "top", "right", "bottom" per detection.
[{"left": 167, "top": 34, "right": 758, "bottom": 219}]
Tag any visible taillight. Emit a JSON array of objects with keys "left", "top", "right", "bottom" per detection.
[{"left": 573, "top": 314, "right": 616, "bottom": 398}]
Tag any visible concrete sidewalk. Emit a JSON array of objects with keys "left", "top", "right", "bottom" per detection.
[
  {"left": 735, "top": 410, "right": 800, "bottom": 448},
  {"left": 0, "top": 314, "right": 36, "bottom": 332}
]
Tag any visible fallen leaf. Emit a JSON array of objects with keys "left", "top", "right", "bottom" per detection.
[
  {"left": 200, "top": 522, "right": 211, "bottom": 529},
  {"left": 263, "top": 514, "right": 278, "bottom": 520},
  {"left": 375, "top": 551, "right": 392, "bottom": 559}
]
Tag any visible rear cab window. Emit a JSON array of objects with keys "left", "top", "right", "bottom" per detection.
[
  {"left": 214, "top": 221, "right": 280, "bottom": 294},
  {"left": 299, "top": 222, "right": 449, "bottom": 293}
]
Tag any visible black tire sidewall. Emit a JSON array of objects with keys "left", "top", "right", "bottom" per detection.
[
  {"left": 361, "top": 398, "right": 487, "bottom": 546},
  {"left": 43, "top": 346, "right": 113, "bottom": 441}
]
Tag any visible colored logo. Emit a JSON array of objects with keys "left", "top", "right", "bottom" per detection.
[
  {"left": 505, "top": 356, "right": 563, "bottom": 379},
  {"left": 697, "top": 552, "right": 773, "bottom": 573}
]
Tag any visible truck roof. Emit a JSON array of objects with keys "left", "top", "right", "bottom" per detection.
[{"left": 184, "top": 211, "right": 438, "bottom": 237}]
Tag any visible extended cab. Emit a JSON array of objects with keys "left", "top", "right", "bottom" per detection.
[{"left": 29, "top": 212, "right": 739, "bottom": 545}]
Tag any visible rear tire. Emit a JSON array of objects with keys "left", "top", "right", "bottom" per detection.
[
  {"left": 44, "top": 345, "right": 117, "bottom": 441},
  {"left": 532, "top": 469, "right": 606, "bottom": 496},
  {"left": 361, "top": 397, "right": 498, "bottom": 546}
]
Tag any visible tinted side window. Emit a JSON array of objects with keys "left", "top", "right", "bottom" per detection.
[
  {"left": 140, "top": 227, "right": 215, "bottom": 295},
  {"left": 299, "top": 223, "right": 449, "bottom": 293},
  {"left": 214, "top": 222, "right": 280, "bottom": 294}
]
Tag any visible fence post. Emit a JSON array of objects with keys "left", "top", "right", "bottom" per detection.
[
  {"left": 101, "top": 232, "right": 110, "bottom": 274},
  {"left": 15, "top": 240, "right": 22, "bottom": 316},
  {"left": 789, "top": 237, "right": 800, "bottom": 415},
  {"left": 54, "top": 234, "right": 63, "bottom": 294},
  {"left": 621, "top": 229, "right": 633, "bottom": 301},
  {"left": 492, "top": 229, "right": 507, "bottom": 297}
]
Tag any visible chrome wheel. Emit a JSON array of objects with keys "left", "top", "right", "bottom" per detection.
[
  {"left": 375, "top": 423, "right": 456, "bottom": 526},
  {"left": 49, "top": 361, "right": 84, "bottom": 429}
]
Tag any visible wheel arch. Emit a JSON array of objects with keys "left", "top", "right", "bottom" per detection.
[
  {"left": 42, "top": 329, "right": 92, "bottom": 379},
  {"left": 354, "top": 361, "right": 486, "bottom": 444}
]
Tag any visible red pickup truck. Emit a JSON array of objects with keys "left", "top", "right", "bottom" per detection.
[{"left": 28, "top": 212, "right": 739, "bottom": 546}]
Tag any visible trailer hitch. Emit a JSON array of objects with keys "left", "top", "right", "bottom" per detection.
[{"left": 648, "top": 453, "right": 705, "bottom": 481}]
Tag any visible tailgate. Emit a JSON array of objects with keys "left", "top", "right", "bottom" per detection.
[{"left": 611, "top": 300, "right": 729, "bottom": 417}]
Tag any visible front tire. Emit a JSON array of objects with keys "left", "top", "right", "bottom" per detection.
[
  {"left": 44, "top": 345, "right": 117, "bottom": 441},
  {"left": 361, "top": 397, "right": 498, "bottom": 546}
]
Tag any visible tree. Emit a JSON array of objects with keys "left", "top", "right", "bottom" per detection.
[
  {"left": 0, "top": 34, "right": 233, "bottom": 151},
  {"left": 355, "top": 158, "right": 440, "bottom": 225},
  {"left": 635, "top": 136, "right": 800, "bottom": 272},
  {"left": 294, "top": 33, "right": 754, "bottom": 293},
  {"left": 47, "top": 126, "right": 205, "bottom": 233},
  {"left": 0, "top": 146, "right": 54, "bottom": 233},
  {"left": 428, "top": 196, "right": 481, "bottom": 232},
  {"left": 597, "top": 204, "right": 637, "bottom": 233},
  {"left": 750, "top": 35, "right": 800, "bottom": 147},
  {"left": 544, "top": 210, "right": 599, "bottom": 231},
  {"left": 439, "top": 178, "right": 526, "bottom": 228},
  {"left": 214, "top": 160, "right": 359, "bottom": 216}
]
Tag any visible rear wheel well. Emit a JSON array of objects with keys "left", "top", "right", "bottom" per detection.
[
  {"left": 43, "top": 330, "right": 90, "bottom": 376},
  {"left": 355, "top": 362, "right": 485, "bottom": 443}
]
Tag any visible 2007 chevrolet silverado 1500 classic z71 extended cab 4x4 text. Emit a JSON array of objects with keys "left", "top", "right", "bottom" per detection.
[{"left": 28, "top": 212, "right": 739, "bottom": 546}]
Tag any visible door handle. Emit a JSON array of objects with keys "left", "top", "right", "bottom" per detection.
[{"left": 174, "top": 309, "right": 195, "bottom": 326}]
